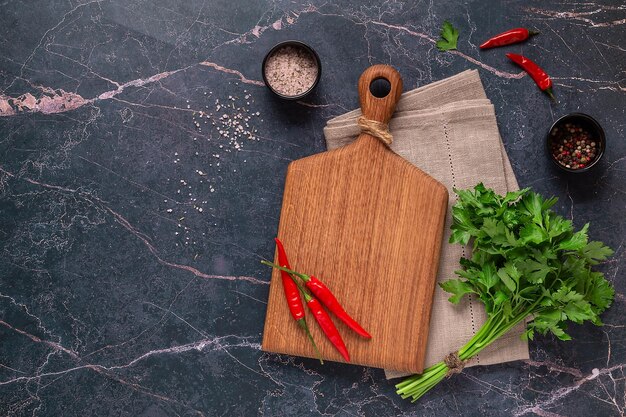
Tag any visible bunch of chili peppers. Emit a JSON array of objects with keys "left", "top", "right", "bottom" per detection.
[
  {"left": 262, "top": 238, "right": 371, "bottom": 363},
  {"left": 479, "top": 28, "right": 555, "bottom": 101}
]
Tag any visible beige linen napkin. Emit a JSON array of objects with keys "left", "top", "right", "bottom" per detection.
[{"left": 324, "top": 70, "right": 529, "bottom": 379}]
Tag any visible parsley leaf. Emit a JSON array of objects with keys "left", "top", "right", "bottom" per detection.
[
  {"left": 520, "top": 192, "right": 544, "bottom": 225},
  {"left": 581, "top": 241, "right": 614, "bottom": 264},
  {"left": 547, "top": 215, "right": 572, "bottom": 239},
  {"left": 563, "top": 299, "right": 593, "bottom": 323},
  {"left": 439, "top": 279, "right": 474, "bottom": 304},
  {"left": 558, "top": 223, "right": 589, "bottom": 251},
  {"left": 519, "top": 223, "right": 547, "bottom": 245},
  {"left": 519, "top": 258, "right": 552, "bottom": 284},
  {"left": 436, "top": 21, "right": 459, "bottom": 51},
  {"left": 503, "top": 188, "right": 530, "bottom": 204},
  {"left": 587, "top": 272, "right": 615, "bottom": 311},
  {"left": 480, "top": 262, "right": 499, "bottom": 290}
]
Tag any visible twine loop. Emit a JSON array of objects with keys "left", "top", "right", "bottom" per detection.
[
  {"left": 357, "top": 116, "right": 393, "bottom": 145},
  {"left": 444, "top": 352, "right": 467, "bottom": 377}
]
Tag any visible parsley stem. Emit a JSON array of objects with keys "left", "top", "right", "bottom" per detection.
[{"left": 396, "top": 304, "right": 538, "bottom": 401}]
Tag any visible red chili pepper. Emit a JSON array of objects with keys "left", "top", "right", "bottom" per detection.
[
  {"left": 305, "top": 296, "right": 350, "bottom": 362},
  {"left": 273, "top": 238, "right": 323, "bottom": 363},
  {"left": 274, "top": 238, "right": 304, "bottom": 321},
  {"left": 506, "top": 53, "right": 555, "bottom": 101},
  {"left": 264, "top": 257, "right": 351, "bottom": 362},
  {"left": 263, "top": 262, "right": 372, "bottom": 339},
  {"left": 305, "top": 276, "right": 372, "bottom": 339},
  {"left": 479, "top": 28, "right": 539, "bottom": 49}
]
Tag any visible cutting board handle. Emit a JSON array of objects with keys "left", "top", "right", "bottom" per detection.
[{"left": 358, "top": 65, "right": 403, "bottom": 125}]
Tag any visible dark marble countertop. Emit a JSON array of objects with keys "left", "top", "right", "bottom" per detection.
[{"left": 1, "top": 1, "right": 624, "bottom": 416}]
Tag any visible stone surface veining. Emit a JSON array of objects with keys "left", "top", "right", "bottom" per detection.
[{"left": 0, "top": 1, "right": 624, "bottom": 416}]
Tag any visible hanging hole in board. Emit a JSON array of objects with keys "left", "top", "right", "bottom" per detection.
[{"left": 369, "top": 77, "right": 391, "bottom": 98}]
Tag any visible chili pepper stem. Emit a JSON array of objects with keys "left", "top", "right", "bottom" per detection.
[
  {"left": 545, "top": 87, "right": 556, "bottom": 102},
  {"left": 528, "top": 30, "right": 540, "bottom": 37},
  {"left": 290, "top": 273, "right": 314, "bottom": 302},
  {"left": 298, "top": 319, "right": 324, "bottom": 364},
  {"left": 261, "top": 260, "right": 310, "bottom": 282}
]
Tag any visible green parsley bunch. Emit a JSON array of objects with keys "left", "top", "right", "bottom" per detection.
[{"left": 397, "top": 184, "right": 614, "bottom": 402}]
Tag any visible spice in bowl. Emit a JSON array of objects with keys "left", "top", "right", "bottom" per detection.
[
  {"left": 262, "top": 41, "right": 321, "bottom": 99},
  {"left": 547, "top": 113, "right": 605, "bottom": 173},
  {"left": 549, "top": 123, "right": 599, "bottom": 170}
]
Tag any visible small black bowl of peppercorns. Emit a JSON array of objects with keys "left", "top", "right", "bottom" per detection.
[{"left": 547, "top": 113, "right": 606, "bottom": 173}]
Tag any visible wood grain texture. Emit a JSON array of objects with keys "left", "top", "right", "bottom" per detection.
[
  {"left": 262, "top": 65, "right": 448, "bottom": 373},
  {"left": 358, "top": 64, "right": 403, "bottom": 124}
]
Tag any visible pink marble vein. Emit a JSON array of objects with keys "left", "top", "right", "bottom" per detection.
[
  {"left": 0, "top": 62, "right": 264, "bottom": 117},
  {"left": 0, "top": 88, "right": 87, "bottom": 116}
]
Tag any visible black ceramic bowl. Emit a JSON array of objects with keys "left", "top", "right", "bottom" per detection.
[
  {"left": 261, "top": 40, "right": 321, "bottom": 100},
  {"left": 546, "top": 113, "right": 606, "bottom": 173}
]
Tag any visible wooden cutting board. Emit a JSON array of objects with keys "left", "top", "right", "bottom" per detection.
[{"left": 262, "top": 65, "right": 448, "bottom": 373}]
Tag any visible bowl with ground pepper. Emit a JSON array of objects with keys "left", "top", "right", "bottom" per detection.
[
  {"left": 547, "top": 113, "right": 606, "bottom": 173},
  {"left": 262, "top": 40, "right": 321, "bottom": 100}
]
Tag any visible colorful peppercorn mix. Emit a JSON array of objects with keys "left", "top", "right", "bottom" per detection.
[{"left": 549, "top": 123, "right": 599, "bottom": 170}]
